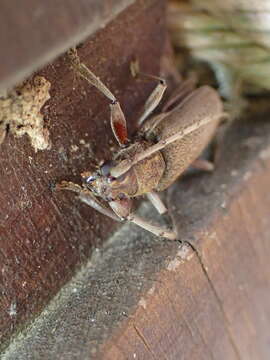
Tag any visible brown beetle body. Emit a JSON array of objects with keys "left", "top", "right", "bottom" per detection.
[
  {"left": 112, "top": 141, "right": 165, "bottom": 197},
  {"left": 153, "top": 86, "right": 222, "bottom": 191},
  {"left": 58, "top": 50, "right": 224, "bottom": 240},
  {"left": 107, "top": 86, "right": 222, "bottom": 196}
]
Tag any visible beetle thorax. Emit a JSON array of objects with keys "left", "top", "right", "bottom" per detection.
[
  {"left": 112, "top": 140, "right": 166, "bottom": 197},
  {"left": 82, "top": 140, "right": 166, "bottom": 200}
]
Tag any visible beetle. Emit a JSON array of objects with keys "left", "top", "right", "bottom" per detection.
[{"left": 57, "top": 49, "right": 225, "bottom": 240}]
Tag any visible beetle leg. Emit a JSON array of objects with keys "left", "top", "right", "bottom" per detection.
[
  {"left": 109, "top": 197, "right": 176, "bottom": 239},
  {"left": 130, "top": 61, "right": 167, "bottom": 127},
  {"left": 69, "top": 48, "right": 116, "bottom": 102},
  {"left": 191, "top": 158, "right": 214, "bottom": 172},
  {"left": 137, "top": 80, "right": 167, "bottom": 127},
  {"left": 161, "top": 77, "right": 196, "bottom": 112},
  {"left": 57, "top": 181, "right": 121, "bottom": 222},
  {"left": 139, "top": 78, "right": 198, "bottom": 140},
  {"left": 68, "top": 48, "right": 129, "bottom": 147},
  {"left": 127, "top": 214, "right": 176, "bottom": 240},
  {"left": 141, "top": 79, "right": 196, "bottom": 138},
  {"left": 109, "top": 101, "right": 129, "bottom": 147},
  {"left": 58, "top": 182, "right": 176, "bottom": 239},
  {"left": 146, "top": 191, "right": 167, "bottom": 215},
  {"left": 56, "top": 180, "right": 83, "bottom": 194}
]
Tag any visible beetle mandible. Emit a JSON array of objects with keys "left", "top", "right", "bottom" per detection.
[{"left": 57, "top": 49, "right": 225, "bottom": 240}]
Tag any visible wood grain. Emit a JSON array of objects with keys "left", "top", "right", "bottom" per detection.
[
  {"left": 2, "top": 0, "right": 270, "bottom": 358},
  {"left": 2, "top": 116, "right": 270, "bottom": 359},
  {"left": 0, "top": 0, "right": 167, "bottom": 348},
  {"left": 100, "top": 117, "right": 270, "bottom": 360}
]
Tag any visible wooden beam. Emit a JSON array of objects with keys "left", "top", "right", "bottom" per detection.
[
  {"left": 0, "top": 0, "right": 134, "bottom": 91},
  {"left": 2, "top": 116, "right": 270, "bottom": 359},
  {"left": 0, "top": 0, "right": 167, "bottom": 348}
]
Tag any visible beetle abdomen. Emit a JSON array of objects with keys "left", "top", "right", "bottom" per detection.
[{"left": 153, "top": 86, "right": 223, "bottom": 191}]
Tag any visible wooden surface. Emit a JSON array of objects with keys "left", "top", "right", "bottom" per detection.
[
  {"left": 102, "top": 119, "right": 270, "bottom": 360},
  {"left": 1, "top": 0, "right": 270, "bottom": 358},
  {"left": 0, "top": 0, "right": 167, "bottom": 348},
  {"left": 100, "top": 117, "right": 270, "bottom": 359},
  {"left": 2, "top": 113, "right": 270, "bottom": 360},
  {"left": 0, "top": 0, "right": 134, "bottom": 91}
]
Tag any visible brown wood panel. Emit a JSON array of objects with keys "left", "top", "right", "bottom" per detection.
[
  {"left": 166, "top": 117, "right": 270, "bottom": 360},
  {"left": 2, "top": 116, "right": 270, "bottom": 359},
  {"left": 2, "top": 0, "right": 270, "bottom": 357},
  {"left": 100, "top": 118, "right": 270, "bottom": 359},
  {"left": 197, "top": 158, "right": 270, "bottom": 360},
  {"left": 104, "top": 244, "right": 239, "bottom": 360},
  {"left": 0, "top": 0, "right": 134, "bottom": 91},
  {"left": 0, "top": 0, "right": 167, "bottom": 348}
]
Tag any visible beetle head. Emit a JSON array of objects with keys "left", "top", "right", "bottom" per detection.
[{"left": 81, "top": 160, "right": 137, "bottom": 201}]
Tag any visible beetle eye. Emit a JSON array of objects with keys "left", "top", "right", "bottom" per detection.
[
  {"left": 85, "top": 176, "right": 96, "bottom": 183},
  {"left": 81, "top": 171, "right": 97, "bottom": 185},
  {"left": 100, "top": 160, "right": 116, "bottom": 176}
]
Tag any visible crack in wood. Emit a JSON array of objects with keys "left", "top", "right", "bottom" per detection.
[
  {"left": 186, "top": 241, "right": 242, "bottom": 360},
  {"left": 133, "top": 323, "right": 158, "bottom": 360}
]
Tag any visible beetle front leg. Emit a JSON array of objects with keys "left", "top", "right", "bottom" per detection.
[
  {"left": 69, "top": 48, "right": 116, "bottom": 102},
  {"left": 57, "top": 181, "right": 121, "bottom": 222},
  {"left": 68, "top": 48, "right": 129, "bottom": 147},
  {"left": 57, "top": 182, "right": 176, "bottom": 240}
]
